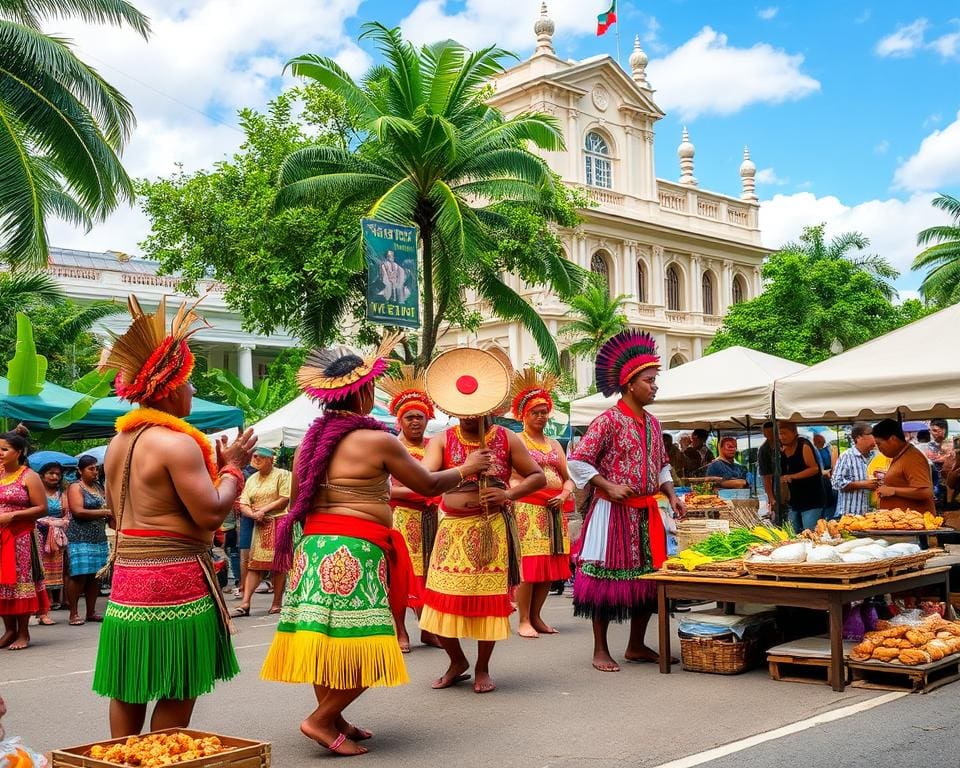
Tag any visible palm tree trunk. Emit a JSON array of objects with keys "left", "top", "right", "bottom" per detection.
[{"left": 418, "top": 218, "right": 436, "bottom": 370}]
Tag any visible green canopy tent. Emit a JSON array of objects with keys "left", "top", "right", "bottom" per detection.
[{"left": 0, "top": 377, "right": 243, "bottom": 438}]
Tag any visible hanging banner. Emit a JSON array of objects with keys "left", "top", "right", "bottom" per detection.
[{"left": 362, "top": 217, "right": 420, "bottom": 329}]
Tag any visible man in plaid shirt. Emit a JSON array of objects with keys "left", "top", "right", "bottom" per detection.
[{"left": 831, "top": 422, "right": 879, "bottom": 516}]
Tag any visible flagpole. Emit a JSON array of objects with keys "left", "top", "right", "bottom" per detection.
[{"left": 615, "top": 20, "right": 621, "bottom": 67}]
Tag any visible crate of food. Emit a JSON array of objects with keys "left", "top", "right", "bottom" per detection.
[
  {"left": 51, "top": 729, "right": 270, "bottom": 768},
  {"left": 675, "top": 519, "right": 730, "bottom": 552}
]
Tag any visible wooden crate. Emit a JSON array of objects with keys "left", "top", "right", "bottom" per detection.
[
  {"left": 847, "top": 655, "right": 960, "bottom": 694},
  {"left": 52, "top": 729, "right": 270, "bottom": 768},
  {"left": 768, "top": 654, "right": 843, "bottom": 687}
]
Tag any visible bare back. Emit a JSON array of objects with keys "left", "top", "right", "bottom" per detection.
[{"left": 105, "top": 427, "right": 215, "bottom": 543}]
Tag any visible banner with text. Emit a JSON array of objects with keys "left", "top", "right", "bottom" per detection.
[{"left": 362, "top": 217, "right": 420, "bottom": 329}]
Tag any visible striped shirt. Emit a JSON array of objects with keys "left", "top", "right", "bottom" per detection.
[{"left": 832, "top": 446, "right": 873, "bottom": 516}]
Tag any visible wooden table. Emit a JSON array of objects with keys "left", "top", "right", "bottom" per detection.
[{"left": 645, "top": 566, "right": 951, "bottom": 692}]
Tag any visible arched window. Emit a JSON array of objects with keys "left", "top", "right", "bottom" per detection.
[
  {"left": 665, "top": 264, "right": 681, "bottom": 311},
  {"left": 591, "top": 251, "right": 611, "bottom": 294},
  {"left": 701, "top": 272, "right": 715, "bottom": 315},
  {"left": 636, "top": 261, "right": 647, "bottom": 303},
  {"left": 584, "top": 131, "right": 612, "bottom": 189},
  {"left": 560, "top": 349, "right": 573, "bottom": 375},
  {"left": 732, "top": 273, "right": 747, "bottom": 305},
  {"left": 669, "top": 353, "right": 687, "bottom": 369}
]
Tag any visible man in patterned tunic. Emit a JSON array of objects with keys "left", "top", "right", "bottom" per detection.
[{"left": 567, "top": 330, "right": 685, "bottom": 672}]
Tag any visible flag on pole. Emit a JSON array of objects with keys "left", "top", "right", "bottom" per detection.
[{"left": 596, "top": 0, "right": 617, "bottom": 36}]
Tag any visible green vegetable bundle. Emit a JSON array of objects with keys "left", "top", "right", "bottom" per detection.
[{"left": 690, "top": 528, "right": 767, "bottom": 560}]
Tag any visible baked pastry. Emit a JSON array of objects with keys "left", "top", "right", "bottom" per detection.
[
  {"left": 898, "top": 648, "right": 932, "bottom": 666},
  {"left": 871, "top": 646, "right": 901, "bottom": 661},
  {"left": 906, "top": 629, "right": 936, "bottom": 647}
]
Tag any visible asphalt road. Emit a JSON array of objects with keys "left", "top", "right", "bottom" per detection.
[{"left": 3, "top": 592, "right": 954, "bottom": 767}]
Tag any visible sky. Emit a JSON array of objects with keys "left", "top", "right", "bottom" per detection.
[{"left": 45, "top": 0, "right": 960, "bottom": 298}]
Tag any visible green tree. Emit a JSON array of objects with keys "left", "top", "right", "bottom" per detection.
[
  {"left": 277, "top": 23, "right": 584, "bottom": 369},
  {"left": 0, "top": 268, "right": 62, "bottom": 318},
  {"left": 561, "top": 277, "right": 628, "bottom": 384},
  {"left": 707, "top": 232, "right": 929, "bottom": 364},
  {"left": 139, "top": 84, "right": 367, "bottom": 348},
  {"left": 0, "top": 297, "right": 122, "bottom": 384},
  {"left": 202, "top": 348, "right": 306, "bottom": 422},
  {"left": 912, "top": 193, "right": 960, "bottom": 307},
  {"left": 0, "top": 0, "right": 150, "bottom": 267}
]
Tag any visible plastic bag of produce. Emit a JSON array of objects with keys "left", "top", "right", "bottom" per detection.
[
  {"left": 770, "top": 542, "right": 807, "bottom": 563},
  {"left": 0, "top": 736, "right": 47, "bottom": 767}
]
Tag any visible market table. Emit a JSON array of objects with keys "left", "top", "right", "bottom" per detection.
[{"left": 644, "top": 565, "right": 951, "bottom": 692}]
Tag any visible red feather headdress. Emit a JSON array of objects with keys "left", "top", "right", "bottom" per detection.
[
  {"left": 103, "top": 295, "right": 208, "bottom": 404},
  {"left": 595, "top": 329, "right": 660, "bottom": 397}
]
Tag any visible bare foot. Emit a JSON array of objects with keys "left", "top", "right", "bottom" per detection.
[
  {"left": 336, "top": 717, "right": 372, "bottom": 741},
  {"left": 431, "top": 661, "right": 471, "bottom": 689},
  {"left": 420, "top": 630, "right": 442, "bottom": 648},
  {"left": 592, "top": 651, "right": 620, "bottom": 672},
  {"left": 517, "top": 621, "right": 540, "bottom": 639},
  {"left": 300, "top": 719, "right": 367, "bottom": 755},
  {"left": 8, "top": 632, "right": 30, "bottom": 651},
  {"left": 473, "top": 672, "right": 496, "bottom": 694},
  {"left": 0, "top": 630, "right": 15, "bottom": 648},
  {"left": 396, "top": 629, "right": 411, "bottom": 654},
  {"left": 531, "top": 620, "right": 558, "bottom": 635},
  {"left": 624, "top": 646, "right": 678, "bottom": 664}
]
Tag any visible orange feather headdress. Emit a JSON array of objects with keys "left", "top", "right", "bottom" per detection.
[
  {"left": 510, "top": 367, "right": 557, "bottom": 420},
  {"left": 381, "top": 365, "right": 435, "bottom": 420},
  {"left": 103, "top": 295, "right": 208, "bottom": 403}
]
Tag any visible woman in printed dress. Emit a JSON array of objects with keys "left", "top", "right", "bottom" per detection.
[
  {"left": 65, "top": 455, "right": 111, "bottom": 625},
  {"left": 0, "top": 431, "right": 49, "bottom": 650},
  {"left": 35, "top": 461, "right": 70, "bottom": 625},
  {"left": 509, "top": 368, "right": 575, "bottom": 638}
]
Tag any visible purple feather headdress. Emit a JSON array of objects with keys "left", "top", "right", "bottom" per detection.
[
  {"left": 595, "top": 329, "right": 660, "bottom": 398},
  {"left": 296, "top": 332, "right": 402, "bottom": 403},
  {"left": 273, "top": 411, "right": 390, "bottom": 572}
]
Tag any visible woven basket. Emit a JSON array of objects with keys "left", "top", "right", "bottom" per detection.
[
  {"left": 679, "top": 632, "right": 754, "bottom": 674},
  {"left": 744, "top": 549, "right": 940, "bottom": 581},
  {"left": 676, "top": 519, "right": 730, "bottom": 552}
]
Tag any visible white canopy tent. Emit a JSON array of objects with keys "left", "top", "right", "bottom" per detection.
[
  {"left": 775, "top": 303, "right": 960, "bottom": 423},
  {"left": 569, "top": 346, "right": 807, "bottom": 428},
  {"left": 209, "top": 391, "right": 454, "bottom": 449}
]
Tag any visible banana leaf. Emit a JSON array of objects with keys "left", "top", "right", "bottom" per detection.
[
  {"left": 48, "top": 369, "right": 118, "bottom": 430},
  {"left": 6, "top": 314, "right": 46, "bottom": 396}
]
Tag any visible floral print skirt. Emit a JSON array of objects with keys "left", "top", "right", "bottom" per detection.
[{"left": 260, "top": 534, "right": 408, "bottom": 689}]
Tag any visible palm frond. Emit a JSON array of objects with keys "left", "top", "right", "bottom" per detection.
[
  {"left": 5, "top": 0, "right": 150, "bottom": 37},
  {"left": 476, "top": 269, "right": 559, "bottom": 371},
  {"left": 55, "top": 299, "right": 123, "bottom": 340}
]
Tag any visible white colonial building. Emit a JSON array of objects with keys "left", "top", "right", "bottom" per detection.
[
  {"left": 437, "top": 4, "right": 770, "bottom": 391},
  {"left": 45, "top": 247, "right": 295, "bottom": 387}
]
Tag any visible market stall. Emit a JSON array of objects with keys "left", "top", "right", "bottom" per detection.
[
  {"left": 570, "top": 346, "right": 806, "bottom": 427},
  {"left": 774, "top": 303, "right": 960, "bottom": 422}
]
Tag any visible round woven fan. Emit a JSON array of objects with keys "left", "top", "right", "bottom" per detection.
[{"left": 425, "top": 348, "right": 511, "bottom": 417}]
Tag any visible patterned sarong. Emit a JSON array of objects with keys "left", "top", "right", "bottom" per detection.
[
  {"left": 515, "top": 493, "right": 572, "bottom": 583},
  {"left": 0, "top": 523, "right": 49, "bottom": 616},
  {"left": 572, "top": 494, "right": 665, "bottom": 622},
  {"left": 92, "top": 531, "right": 238, "bottom": 703},
  {"left": 391, "top": 502, "right": 437, "bottom": 608},
  {"left": 248, "top": 514, "right": 283, "bottom": 572},
  {"left": 419, "top": 508, "right": 512, "bottom": 641},
  {"left": 261, "top": 532, "right": 408, "bottom": 689}
]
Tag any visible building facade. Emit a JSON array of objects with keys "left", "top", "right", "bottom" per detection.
[
  {"left": 437, "top": 5, "right": 770, "bottom": 392},
  {"left": 45, "top": 247, "right": 295, "bottom": 387}
]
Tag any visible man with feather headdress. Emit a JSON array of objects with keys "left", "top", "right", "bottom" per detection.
[
  {"left": 567, "top": 330, "right": 685, "bottom": 672},
  {"left": 92, "top": 296, "right": 257, "bottom": 735}
]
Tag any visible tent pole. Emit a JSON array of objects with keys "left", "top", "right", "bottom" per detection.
[
  {"left": 747, "top": 415, "right": 755, "bottom": 498},
  {"left": 771, "top": 393, "right": 782, "bottom": 526}
]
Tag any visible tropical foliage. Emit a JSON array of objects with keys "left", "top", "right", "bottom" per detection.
[
  {"left": 708, "top": 225, "right": 929, "bottom": 364},
  {"left": 912, "top": 193, "right": 960, "bottom": 307},
  {"left": 0, "top": 0, "right": 149, "bottom": 267},
  {"left": 561, "top": 277, "right": 628, "bottom": 379},
  {"left": 276, "top": 23, "right": 586, "bottom": 369},
  {"left": 201, "top": 348, "right": 306, "bottom": 422}
]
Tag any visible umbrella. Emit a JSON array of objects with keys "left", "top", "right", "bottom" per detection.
[
  {"left": 27, "top": 450, "right": 78, "bottom": 472},
  {"left": 76, "top": 445, "right": 109, "bottom": 463}
]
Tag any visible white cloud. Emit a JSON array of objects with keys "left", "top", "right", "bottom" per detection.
[
  {"left": 930, "top": 27, "right": 960, "bottom": 58},
  {"left": 874, "top": 139, "right": 890, "bottom": 155},
  {"left": 875, "top": 18, "right": 929, "bottom": 57},
  {"left": 894, "top": 111, "right": 960, "bottom": 191},
  {"left": 757, "top": 7, "right": 779, "bottom": 21},
  {"left": 45, "top": 0, "right": 370, "bottom": 256},
  {"left": 855, "top": 10, "right": 872, "bottom": 25},
  {"left": 755, "top": 167, "right": 787, "bottom": 185},
  {"left": 400, "top": 0, "right": 598, "bottom": 51},
  {"left": 759, "top": 191, "right": 950, "bottom": 282},
  {"left": 646, "top": 28, "right": 820, "bottom": 120}
]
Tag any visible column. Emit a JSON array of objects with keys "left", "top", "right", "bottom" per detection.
[
  {"left": 692, "top": 335, "right": 703, "bottom": 359},
  {"left": 623, "top": 126, "right": 633, "bottom": 197},
  {"left": 689, "top": 254, "right": 702, "bottom": 313},
  {"left": 753, "top": 266, "right": 763, "bottom": 297},
  {"left": 651, "top": 245, "right": 665, "bottom": 307},
  {"left": 237, "top": 343, "right": 255, "bottom": 388},
  {"left": 720, "top": 259, "right": 733, "bottom": 314},
  {"left": 567, "top": 108, "right": 579, "bottom": 181},
  {"left": 625, "top": 241, "right": 638, "bottom": 302}
]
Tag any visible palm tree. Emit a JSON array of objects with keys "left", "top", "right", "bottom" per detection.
[
  {"left": 0, "top": 268, "right": 61, "bottom": 319},
  {"left": 276, "top": 23, "right": 584, "bottom": 370},
  {"left": 783, "top": 223, "right": 898, "bottom": 299},
  {"left": 913, "top": 194, "right": 960, "bottom": 307},
  {"left": 561, "top": 278, "right": 628, "bottom": 384},
  {"left": 0, "top": 0, "right": 150, "bottom": 268}
]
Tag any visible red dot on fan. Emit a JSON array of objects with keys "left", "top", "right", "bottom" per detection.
[{"left": 456, "top": 375, "right": 479, "bottom": 395}]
